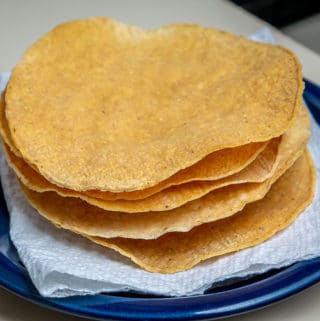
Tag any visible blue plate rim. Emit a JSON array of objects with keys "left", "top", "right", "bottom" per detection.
[
  {"left": 0, "top": 78, "right": 319, "bottom": 321},
  {"left": 1, "top": 247, "right": 320, "bottom": 321}
]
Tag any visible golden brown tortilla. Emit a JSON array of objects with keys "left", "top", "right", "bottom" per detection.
[
  {"left": 6, "top": 18, "right": 303, "bottom": 192},
  {"left": 90, "top": 151, "right": 316, "bottom": 273},
  {"left": 4, "top": 138, "right": 279, "bottom": 212},
  {"left": 0, "top": 92, "right": 268, "bottom": 201},
  {"left": 0, "top": 93, "right": 21, "bottom": 157},
  {"left": 18, "top": 107, "right": 310, "bottom": 239}
]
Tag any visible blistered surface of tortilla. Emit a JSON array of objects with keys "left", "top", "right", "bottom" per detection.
[
  {"left": 6, "top": 17, "right": 303, "bottom": 192},
  {"left": 86, "top": 141, "right": 268, "bottom": 200},
  {"left": 19, "top": 107, "right": 310, "bottom": 239},
  {"left": 91, "top": 151, "right": 316, "bottom": 273},
  {"left": 0, "top": 95, "right": 267, "bottom": 200}
]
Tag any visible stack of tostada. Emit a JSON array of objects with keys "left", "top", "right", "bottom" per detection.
[{"left": 0, "top": 17, "right": 316, "bottom": 273}]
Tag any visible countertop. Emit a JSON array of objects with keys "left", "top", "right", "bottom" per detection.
[{"left": 1, "top": 0, "right": 320, "bottom": 320}]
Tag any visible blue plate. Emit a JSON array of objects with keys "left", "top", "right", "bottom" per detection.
[{"left": 0, "top": 79, "right": 320, "bottom": 321}]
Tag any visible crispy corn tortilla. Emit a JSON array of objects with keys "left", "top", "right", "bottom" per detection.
[
  {"left": 0, "top": 93, "right": 21, "bottom": 157},
  {"left": 4, "top": 138, "right": 279, "bottom": 212},
  {"left": 90, "top": 151, "right": 316, "bottom": 273},
  {"left": 85, "top": 141, "right": 268, "bottom": 200},
  {"left": 6, "top": 18, "right": 303, "bottom": 192},
  {"left": 0, "top": 93, "right": 268, "bottom": 201},
  {"left": 19, "top": 107, "right": 310, "bottom": 239}
]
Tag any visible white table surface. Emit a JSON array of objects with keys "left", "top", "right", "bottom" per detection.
[{"left": 1, "top": 0, "right": 320, "bottom": 320}]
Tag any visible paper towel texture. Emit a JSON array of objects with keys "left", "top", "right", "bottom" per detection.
[{"left": 0, "top": 30, "right": 319, "bottom": 297}]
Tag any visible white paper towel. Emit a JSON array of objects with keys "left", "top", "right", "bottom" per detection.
[{"left": 0, "top": 30, "right": 320, "bottom": 298}]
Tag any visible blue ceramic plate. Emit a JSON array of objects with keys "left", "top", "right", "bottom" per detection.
[{"left": 0, "top": 79, "right": 320, "bottom": 321}]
